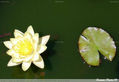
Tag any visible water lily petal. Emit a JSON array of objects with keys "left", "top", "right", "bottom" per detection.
[
  {"left": 10, "top": 38, "right": 18, "bottom": 45},
  {"left": 33, "top": 56, "right": 44, "bottom": 69},
  {"left": 24, "top": 32, "right": 33, "bottom": 45},
  {"left": 33, "top": 33, "right": 39, "bottom": 50},
  {"left": 12, "top": 53, "right": 20, "bottom": 58},
  {"left": 38, "top": 45, "right": 47, "bottom": 54},
  {"left": 6, "top": 49, "right": 15, "bottom": 56},
  {"left": 7, "top": 49, "right": 20, "bottom": 58},
  {"left": 7, "top": 59, "right": 20, "bottom": 66},
  {"left": 12, "top": 58, "right": 23, "bottom": 63},
  {"left": 23, "top": 55, "right": 33, "bottom": 62},
  {"left": 33, "top": 33, "right": 39, "bottom": 43},
  {"left": 22, "top": 61, "right": 31, "bottom": 71},
  {"left": 26, "top": 25, "right": 34, "bottom": 36},
  {"left": 14, "top": 29, "right": 23, "bottom": 38},
  {"left": 32, "top": 53, "right": 39, "bottom": 61},
  {"left": 24, "top": 32, "right": 32, "bottom": 39},
  {"left": 40, "top": 35, "right": 50, "bottom": 45},
  {"left": 3, "top": 41, "right": 13, "bottom": 49}
]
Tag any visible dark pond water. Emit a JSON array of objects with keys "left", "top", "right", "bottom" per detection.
[{"left": 0, "top": 0, "right": 119, "bottom": 79}]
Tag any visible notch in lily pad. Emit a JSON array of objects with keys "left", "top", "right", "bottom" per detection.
[{"left": 78, "top": 27, "right": 116, "bottom": 66}]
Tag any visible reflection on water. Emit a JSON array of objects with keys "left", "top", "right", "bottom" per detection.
[{"left": 13, "top": 65, "right": 45, "bottom": 79}]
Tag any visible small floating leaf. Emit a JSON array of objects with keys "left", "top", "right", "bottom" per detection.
[{"left": 78, "top": 27, "right": 116, "bottom": 66}]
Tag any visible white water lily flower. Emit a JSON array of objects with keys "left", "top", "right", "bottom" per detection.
[{"left": 3, "top": 25, "right": 50, "bottom": 71}]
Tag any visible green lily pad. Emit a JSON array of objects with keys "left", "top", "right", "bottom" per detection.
[{"left": 78, "top": 27, "right": 116, "bottom": 66}]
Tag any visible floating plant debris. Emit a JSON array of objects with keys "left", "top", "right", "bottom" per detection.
[{"left": 78, "top": 27, "right": 116, "bottom": 66}]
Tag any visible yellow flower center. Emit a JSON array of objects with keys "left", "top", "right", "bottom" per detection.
[{"left": 14, "top": 39, "right": 33, "bottom": 56}]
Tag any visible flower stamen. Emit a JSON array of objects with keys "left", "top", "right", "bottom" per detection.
[{"left": 13, "top": 39, "right": 33, "bottom": 56}]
